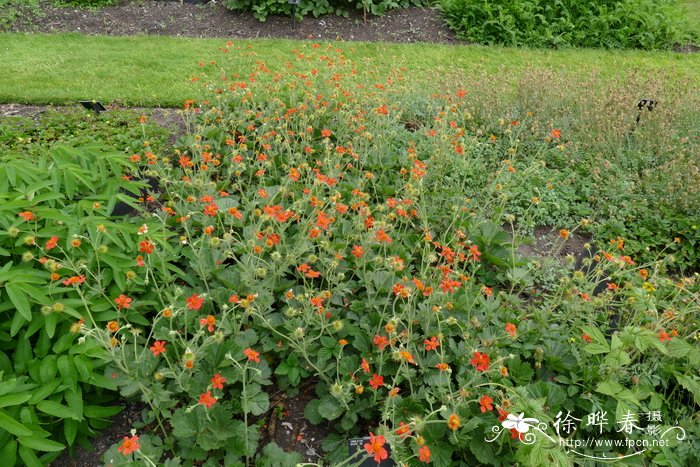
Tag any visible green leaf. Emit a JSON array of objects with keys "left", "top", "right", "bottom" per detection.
[
  {"left": 18, "top": 445, "right": 43, "bottom": 467},
  {"left": 84, "top": 405, "right": 124, "bottom": 419},
  {"left": 28, "top": 379, "right": 61, "bottom": 405},
  {"left": 6, "top": 283, "right": 32, "bottom": 321},
  {"left": 36, "top": 400, "right": 81, "bottom": 421},
  {"left": 318, "top": 396, "right": 343, "bottom": 421},
  {"left": 583, "top": 343, "right": 610, "bottom": 355},
  {"left": 0, "top": 393, "right": 32, "bottom": 408},
  {"left": 0, "top": 409, "right": 33, "bottom": 436},
  {"left": 596, "top": 379, "right": 624, "bottom": 397},
  {"left": 675, "top": 373, "right": 700, "bottom": 406},
  {"left": 242, "top": 384, "right": 269, "bottom": 416},
  {"left": 304, "top": 399, "right": 323, "bottom": 425},
  {"left": 0, "top": 439, "right": 17, "bottom": 466},
  {"left": 18, "top": 435, "right": 65, "bottom": 452}
]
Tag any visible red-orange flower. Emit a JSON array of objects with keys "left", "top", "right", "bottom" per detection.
[
  {"left": 211, "top": 373, "right": 227, "bottom": 389},
  {"left": 114, "top": 294, "right": 132, "bottom": 310},
  {"left": 150, "top": 340, "right": 166, "bottom": 357},
  {"left": 199, "top": 315, "right": 216, "bottom": 332},
  {"left": 479, "top": 395, "right": 494, "bottom": 413},
  {"left": 297, "top": 263, "right": 321, "bottom": 278},
  {"left": 551, "top": 129, "right": 562, "bottom": 139},
  {"left": 369, "top": 373, "right": 384, "bottom": 390},
  {"left": 198, "top": 391, "right": 217, "bottom": 408},
  {"left": 373, "top": 335, "right": 389, "bottom": 350},
  {"left": 45, "top": 236, "right": 59, "bottom": 251},
  {"left": 470, "top": 351, "right": 490, "bottom": 372},
  {"left": 117, "top": 435, "right": 140, "bottom": 456},
  {"left": 244, "top": 348, "right": 260, "bottom": 363},
  {"left": 139, "top": 240, "right": 154, "bottom": 254},
  {"left": 582, "top": 333, "right": 593, "bottom": 343},
  {"left": 18, "top": 211, "right": 35, "bottom": 222},
  {"left": 363, "top": 432, "right": 388, "bottom": 463},
  {"left": 424, "top": 336, "right": 440, "bottom": 351},
  {"left": 186, "top": 293, "right": 204, "bottom": 310},
  {"left": 62, "top": 275, "right": 85, "bottom": 286},
  {"left": 418, "top": 445, "right": 431, "bottom": 463},
  {"left": 505, "top": 323, "right": 517, "bottom": 338},
  {"left": 658, "top": 330, "right": 671, "bottom": 342},
  {"left": 375, "top": 229, "right": 392, "bottom": 244},
  {"left": 391, "top": 422, "right": 410, "bottom": 440},
  {"left": 351, "top": 245, "right": 365, "bottom": 258},
  {"left": 361, "top": 358, "right": 371, "bottom": 374}
]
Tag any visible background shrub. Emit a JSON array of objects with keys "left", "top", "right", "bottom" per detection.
[
  {"left": 222, "top": 0, "right": 429, "bottom": 22},
  {"left": 439, "top": 0, "right": 697, "bottom": 49}
]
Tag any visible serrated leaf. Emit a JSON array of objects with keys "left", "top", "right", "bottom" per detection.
[
  {"left": 84, "top": 405, "right": 124, "bottom": 419},
  {"left": 28, "top": 379, "right": 61, "bottom": 405},
  {"left": 0, "top": 409, "right": 33, "bottom": 436},
  {"left": 596, "top": 379, "right": 624, "bottom": 397},
  {"left": 242, "top": 384, "right": 269, "bottom": 416},
  {"left": 18, "top": 445, "right": 42, "bottom": 467},
  {"left": 0, "top": 393, "right": 32, "bottom": 408},
  {"left": 18, "top": 435, "right": 65, "bottom": 452},
  {"left": 36, "top": 400, "right": 81, "bottom": 421},
  {"left": 6, "top": 283, "right": 32, "bottom": 321}
]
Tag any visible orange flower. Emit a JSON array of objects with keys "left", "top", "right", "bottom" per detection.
[
  {"left": 395, "top": 421, "right": 411, "bottom": 438},
  {"left": 107, "top": 321, "right": 119, "bottom": 333},
  {"left": 18, "top": 211, "right": 35, "bottom": 222},
  {"left": 559, "top": 229, "right": 569, "bottom": 240},
  {"left": 399, "top": 350, "right": 416, "bottom": 365},
  {"left": 435, "top": 362, "right": 450, "bottom": 371},
  {"left": 114, "top": 294, "right": 132, "bottom": 310},
  {"left": 373, "top": 335, "right": 389, "bottom": 350},
  {"left": 361, "top": 358, "right": 371, "bottom": 374},
  {"left": 199, "top": 315, "right": 216, "bottom": 332},
  {"left": 363, "top": 433, "right": 388, "bottom": 463},
  {"left": 211, "top": 373, "right": 227, "bottom": 389},
  {"left": 582, "top": 333, "right": 593, "bottom": 343},
  {"left": 198, "top": 391, "right": 217, "bottom": 408},
  {"left": 351, "top": 245, "right": 365, "bottom": 258},
  {"left": 117, "top": 435, "right": 140, "bottom": 456},
  {"left": 479, "top": 395, "right": 494, "bottom": 413},
  {"left": 658, "top": 330, "right": 671, "bottom": 342},
  {"left": 45, "top": 236, "right": 59, "bottom": 251},
  {"left": 448, "top": 413, "right": 461, "bottom": 431},
  {"left": 136, "top": 255, "right": 145, "bottom": 267},
  {"left": 470, "top": 351, "right": 490, "bottom": 372},
  {"left": 505, "top": 323, "right": 517, "bottom": 338},
  {"left": 321, "top": 129, "right": 332, "bottom": 138},
  {"left": 139, "top": 240, "right": 154, "bottom": 254},
  {"left": 203, "top": 203, "right": 219, "bottom": 217},
  {"left": 186, "top": 293, "right": 204, "bottom": 310},
  {"left": 62, "top": 275, "right": 85, "bottom": 286},
  {"left": 418, "top": 445, "right": 431, "bottom": 463},
  {"left": 388, "top": 387, "right": 400, "bottom": 397},
  {"left": 150, "top": 340, "right": 166, "bottom": 357},
  {"left": 424, "top": 336, "right": 440, "bottom": 351},
  {"left": 375, "top": 229, "right": 392, "bottom": 244},
  {"left": 244, "top": 348, "right": 260, "bottom": 363},
  {"left": 551, "top": 129, "right": 562, "bottom": 139},
  {"left": 369, "top": 373, "right": 384, "bottom": 390},
  {"left": 297, "top": 263, "right": 321, "bottom": 278}
]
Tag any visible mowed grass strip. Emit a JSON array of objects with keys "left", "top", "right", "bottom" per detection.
[{"left": 0, "top": 32, "right": 698, "bottom": 107}]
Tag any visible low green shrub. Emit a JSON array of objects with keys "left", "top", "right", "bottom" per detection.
[
  {"left": 222, "top": 0, "right": 429, "bottom": 22},
  {"left": 439, "top": 0, "right": 697, "bottom": 49}
]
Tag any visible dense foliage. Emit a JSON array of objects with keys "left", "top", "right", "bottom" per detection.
[
  {"left": 439, "top": 0, "right": 697, "bottom": 49},
  {"left": 0, "top": 42, "right": 698, "bottom": 466},
  {"left": 222, "top": 0, "right": 429, "bottom": 22}
]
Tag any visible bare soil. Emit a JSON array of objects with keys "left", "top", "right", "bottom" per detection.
[{"left": 8, "top": 0, "right": 459, "bottom": 44}]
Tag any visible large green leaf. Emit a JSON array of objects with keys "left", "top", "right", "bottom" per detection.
[
  {"left": 0, "top": 410, "right": 33, "bottom": 436},
  {"left": 5, "top": 283, "right": 32, "bottom": 321}
]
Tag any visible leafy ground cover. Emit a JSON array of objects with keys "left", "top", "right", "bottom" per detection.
[{"left": 1, "top": 38, "right": 698, "bottom": 466}]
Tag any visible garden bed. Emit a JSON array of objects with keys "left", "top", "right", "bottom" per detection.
[{"left": 6, "top": 0, "right": 457, "bottom": 44}]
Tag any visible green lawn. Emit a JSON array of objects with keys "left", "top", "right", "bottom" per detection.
[{"left": 0, "top": 33, "right": 698, "bottom": 107}]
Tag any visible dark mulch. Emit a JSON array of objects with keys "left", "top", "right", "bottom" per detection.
[{"left": 8, "top": 0, "right": 459, "bottom": 44}]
